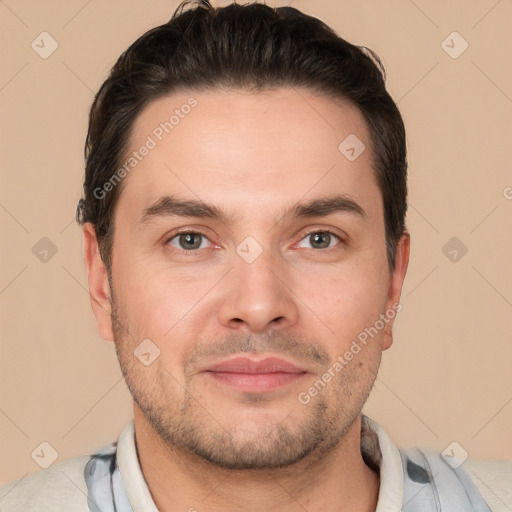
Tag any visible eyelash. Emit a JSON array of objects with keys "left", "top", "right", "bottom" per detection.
[{"left": 165, "top": 228, "right": 344, "bottom": 254}]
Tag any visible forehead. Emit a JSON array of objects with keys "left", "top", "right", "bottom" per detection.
[{"left": 115, "top": 87, "right": 381, "bottom": 226}]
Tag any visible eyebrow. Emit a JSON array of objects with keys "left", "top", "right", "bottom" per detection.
[{"left": 139, "top": 194, "right": 367, "bottom": 226}]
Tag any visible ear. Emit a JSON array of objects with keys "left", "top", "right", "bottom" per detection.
[
  {"left": 82, "top": 222, "right": 114, "bottom": 341},
  {"left": 382, "top": 232, "right": 410, "bottom": 351}
]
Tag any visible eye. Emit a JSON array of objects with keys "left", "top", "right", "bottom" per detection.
[
  {"left": 296, "top": 230, "right": 341, "bottom": 250},
  {"left": 167, "top": 231, "right": 212, "bottom": 251}
]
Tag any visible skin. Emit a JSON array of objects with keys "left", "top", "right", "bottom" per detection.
[{"left": 83, "top": 87, "right": 409, "bottom": 512}]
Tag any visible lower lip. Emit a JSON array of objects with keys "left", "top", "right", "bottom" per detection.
[{"left": 205, "top": 371, "right": 306, "bottom": 392}]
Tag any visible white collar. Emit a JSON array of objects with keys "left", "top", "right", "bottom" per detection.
[{"left": 361, "top": 415, "right": 404, "bottom": 511}]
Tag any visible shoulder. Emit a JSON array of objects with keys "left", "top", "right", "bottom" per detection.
[
  {"left": 464, "top": 458, "right": 512, "bottom": 511},
  {"left": 401, "top": 447, "right": 511, "bottom": 511},
  {"left": 0, "top": 455, "right": 91, "bottom": 512}
]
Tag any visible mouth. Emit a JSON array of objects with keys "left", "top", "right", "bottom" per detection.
[{"left": 200, "top": 356, "right": 308, "bottom": 393}]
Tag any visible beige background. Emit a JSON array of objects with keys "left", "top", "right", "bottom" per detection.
[{"left": 1, "top": 0, "right": 511, "bottom": 484}]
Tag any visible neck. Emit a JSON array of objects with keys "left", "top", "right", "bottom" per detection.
[{"left": 134, "top": 407, "right": 380, "bottom": 512}]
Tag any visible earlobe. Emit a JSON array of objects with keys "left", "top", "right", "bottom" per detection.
[
  {"left": 382, "top": 232, "right": 410, "bottom": 351},
  {"left": 382, "top": 328, "right": 393, "bottom": 352},
  {"left": 82, "top": 223, "right": 115, "bottom": 341}
]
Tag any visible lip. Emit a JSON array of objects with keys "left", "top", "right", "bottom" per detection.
[
  {"left": 205, "top": 356, "right": 305, "bottom": 374},
  {"left": 201, "top": 356, "right": 308, "bottom": 393}
]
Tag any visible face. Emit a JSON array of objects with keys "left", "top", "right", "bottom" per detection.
[{"left": 85, "top": 87, "right": 409, "bottom": 470}]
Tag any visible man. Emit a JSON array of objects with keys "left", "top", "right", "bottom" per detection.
[{"left": 1, "top": 1, "right": 509, "bottom": 510}]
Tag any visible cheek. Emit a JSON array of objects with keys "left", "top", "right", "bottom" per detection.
[
  {"left": 304, "top": 258, "right": 388, "bottom": 331},
  {"left": 307, "top": 282, "right": 388, "bottom": 373},
  {"left": 324, "top": 289, "right": 385, "bottom": 354},
  {"left": 112, "top": 259, "right": 219, "bottom": 349}
]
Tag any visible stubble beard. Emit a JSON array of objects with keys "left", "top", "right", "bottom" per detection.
[{"left": 110, "top": 292, "right": 380, "bottom": 471}]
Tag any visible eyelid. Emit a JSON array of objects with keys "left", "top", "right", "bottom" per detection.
[
  {"left": 165, "top": 228, "right": 211, "bottom": 241},
  {"left": 301, "top": 227, "right": 345, "bottom": 238}
]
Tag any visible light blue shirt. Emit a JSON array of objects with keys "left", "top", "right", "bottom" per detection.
[{"left": 0, "top": 416, "right": 507, "bottom": 511}]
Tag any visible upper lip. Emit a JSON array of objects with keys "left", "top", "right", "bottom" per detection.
[{"left": 201, "top": 356, "right": 306, "bottom": 374}]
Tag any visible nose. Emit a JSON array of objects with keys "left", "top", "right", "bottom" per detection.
[{"left": 217, "top": 249, "right": 299, "bottom": 334}]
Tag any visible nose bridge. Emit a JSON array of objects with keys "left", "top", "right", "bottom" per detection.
[
  {"left": 237, "top": 242, "right": 281, "bottom": 294},
  {"left": 217, "top": 237, "right": 299, "bottom": 333}
]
